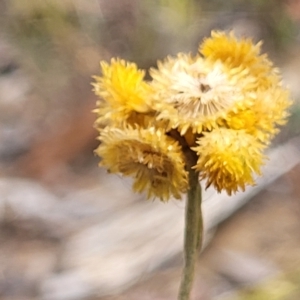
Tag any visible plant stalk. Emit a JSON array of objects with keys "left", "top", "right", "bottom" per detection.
[{"left": 178, "top": 167, "right": 202, "bottom": 300}]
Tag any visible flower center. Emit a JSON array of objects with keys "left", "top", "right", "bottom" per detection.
[
  {"left": 199, "top": 83, "right": 211, "bottom": 93},
  {"left": 169, "top": 63, "right": 239, "bottom": 118}
]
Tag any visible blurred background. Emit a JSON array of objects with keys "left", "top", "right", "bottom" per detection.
[{"left": 0, "top": 0, "right": 300, "bottom": 299}]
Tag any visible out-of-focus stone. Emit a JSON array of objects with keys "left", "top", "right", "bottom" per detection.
[
  {"left": 0, "top": 177, "right": 72, "bottom": 237},
  {"left": 0, "top": 38, "right": 46, "bottom": 163},
  {"left": 42, "top": 200, "right": 185, "bottom": 298},
  {"left": 211, "top": 250, "right": 278, "bottom": 285},
  {"left": 0, "top": 238, "right": 58, "bottom": 298},
  {"left": 41, "top": 271, "right": 95, "bottom": 300}
]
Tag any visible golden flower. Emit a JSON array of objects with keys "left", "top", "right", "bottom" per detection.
[
  {"left": 199, "top": 31, "right": 280, "bottom": 89},
  {"left": 225, "top": 86, "right": 292, "bottom": 143},
  {"left": 93, "top": 58, "right": 154, "bottom": 127},
  {"left": 95, "top": 126, "right": 188, "bottom": 201},
  {"left": 150, "top": 53, "right": 254, "bottom": 135},
  {"left": 193, "top": 128, "right": 266, "bottom": 195},
  {"left": 92, "top": 32, "right": 292, "bottom": 200}
]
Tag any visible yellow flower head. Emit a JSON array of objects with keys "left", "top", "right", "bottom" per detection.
[
  {"left": 95, "top": 126, "right": 188, "bottom": 201},
  {"left": 150, "top": 53, "right": 254, "bottom": 135},
  {"left": 200, "top": 31, "right": 279, "bottom": 89},
  {"left": 92, "top": 31, "right": 293, "bottom": 199},
  {"left": 93, "top": 58, "right": 154, "bottom": 127},
  {"left": 225, "top": 86, "right": 292, "bottom": 143},
  {"left": 193, "top": 128, "right": 266, "bottom": 195}
]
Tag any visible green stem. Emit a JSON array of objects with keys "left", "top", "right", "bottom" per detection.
[{"left": 178, "top": 166, "right": 202, "bottom": 300}]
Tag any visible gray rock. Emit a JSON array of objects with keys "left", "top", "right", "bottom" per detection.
[
  {"left": 0, "top": 38, "right": 44, "bottom": 162},
  {"left": 0, "top": 177, "right": 72, "bottom": 237}
]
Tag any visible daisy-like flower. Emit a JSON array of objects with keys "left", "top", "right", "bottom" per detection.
[
  {"left": 193, "top": 128, "right": 266, "bottom": 195},
  {"left": 199, "top": 31, "right": 280, "bottom": 89},
  {"left": 95, "top": 126, "right": 188, "bottom": 201},
  {"left": 93, "top": 31, "right": 292, "bottom": 198},
  {"left": 93, "top": 58, "right": 154, "bottom": 127},
  {"left": 150, "top": 53, "right": 254, "bottom": 135},
  {"left": 225, "top": 85, "right": 292, "bottom": 143}
]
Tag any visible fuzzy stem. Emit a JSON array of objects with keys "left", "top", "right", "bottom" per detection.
[{"left": 178, "top": 166, "right": 202, "bottom": 300}]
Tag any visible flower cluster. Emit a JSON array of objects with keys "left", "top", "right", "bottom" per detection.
[{"left": 93, "top": 31, "right": 292, "bottom": 199}]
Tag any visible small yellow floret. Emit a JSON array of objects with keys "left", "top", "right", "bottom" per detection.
[
  {"left": 95, "top": 126, "right": 188, "bottom": 201},
  {"left": 200, "top": 31, "right": 280, "bottom": 89},
  {"left": 225, "top": 86, "right": 292, "bottom": 143},
  {"left": 93, "top": 58, "right": 153, "bottom": 127},
  {"left": 193, "top": 128, "right": 266, "bottom": 195},
  {"left": 150, "top": 54, "right": 254, "bottom": 135}
]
